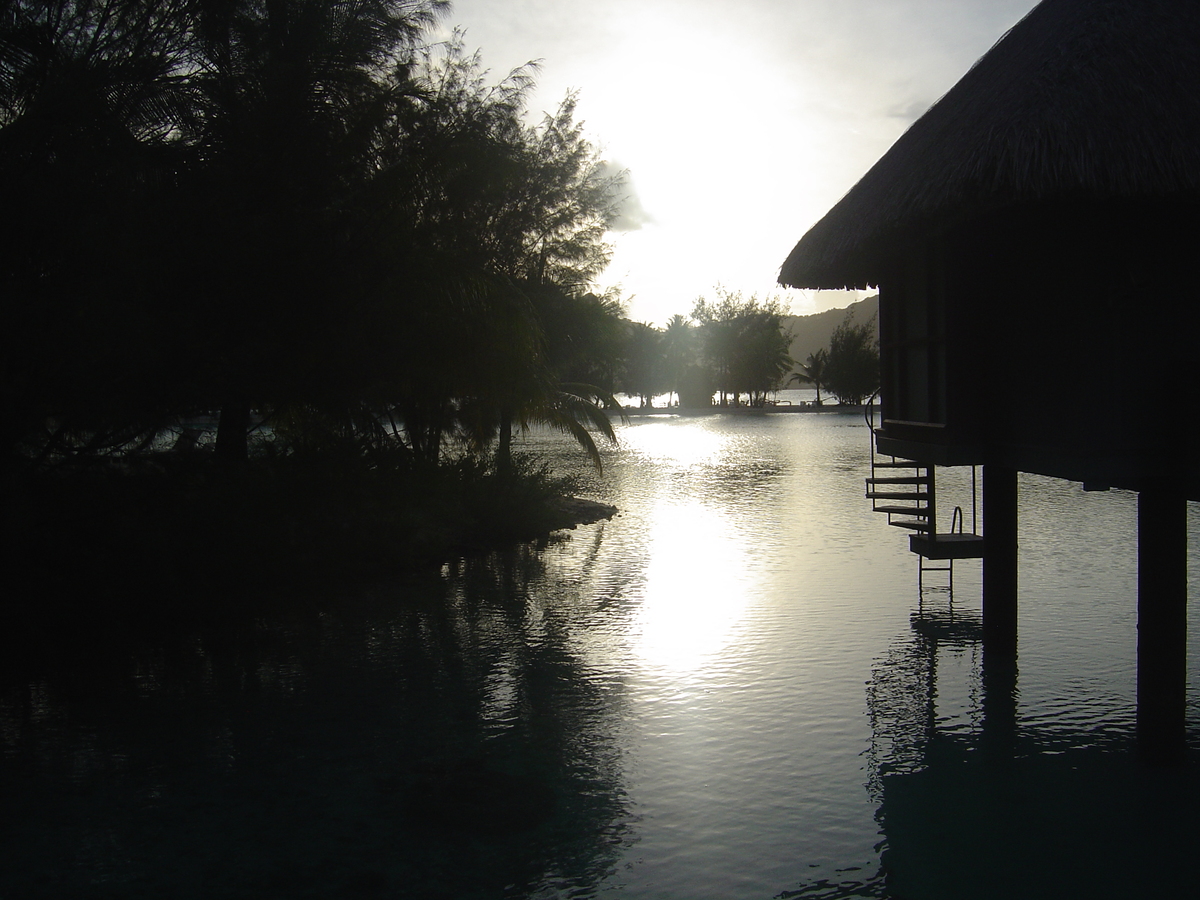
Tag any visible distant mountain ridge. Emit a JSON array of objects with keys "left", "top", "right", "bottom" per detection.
[{"left": 784, "top": 295, "right": 879, "bottom": 375}]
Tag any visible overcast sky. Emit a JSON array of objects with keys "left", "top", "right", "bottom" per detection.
[{"left": 437, "top": 0, "right": 1039, "bottom": 324}]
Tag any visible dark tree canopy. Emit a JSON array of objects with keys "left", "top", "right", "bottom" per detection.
[
  {"left": 619, "top": 321, "right": 667, "bottom": 408},
  {"left": 823, "top": 311, "right": 879, "bottom": 405},
  {"left": 691, "top": 288, "right": 793, "bottom": 407},
  {"left": 0, "top": 2, "right": 626, "bottom": 472}
]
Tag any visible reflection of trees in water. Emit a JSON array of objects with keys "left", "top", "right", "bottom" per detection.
[
  {"left": 411, "top": 548, "right": 636, "bottom": 897},
  {"left": 0, "top": 550, "right": 633, "bottom": 898}
]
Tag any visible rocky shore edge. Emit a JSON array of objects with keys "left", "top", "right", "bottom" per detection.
[{"left": 547, "top": 496, "right": 619, "bottom": 531}]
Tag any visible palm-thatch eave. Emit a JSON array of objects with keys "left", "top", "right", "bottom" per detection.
[{"left": 779, "top": 0, "right": 1200, "bottom": 291}]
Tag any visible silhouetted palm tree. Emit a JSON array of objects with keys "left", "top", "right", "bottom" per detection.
[{"left": 789, "top": 349, "right": 829, "bottom": 405}]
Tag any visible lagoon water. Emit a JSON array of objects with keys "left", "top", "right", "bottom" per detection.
[{"left": 3, "top": 396, "right": 1199, "bottom": 898}]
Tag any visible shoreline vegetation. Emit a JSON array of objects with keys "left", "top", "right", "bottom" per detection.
[
  {"left": 6, "top": 402, "right": 877, "bottom": 634},
  {"left": 2, "top": 452, "right": 616, "bottom": 634}
]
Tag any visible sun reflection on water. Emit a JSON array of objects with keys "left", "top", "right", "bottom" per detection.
[
  {"left": 623, "top": 419, "right": 754, "bottom": 673},
  {"left": 635, "top": 501, "right": 751, "bottom": 672},
  {"left": 620, "top": 418, "right": 725, "bottom": 468},
  {"left": 614, "top": 420, "right": 753, "bottom": 672}
]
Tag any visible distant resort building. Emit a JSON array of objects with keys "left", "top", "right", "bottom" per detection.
[{"left": 779, "top": 0, "right": 1199, "bottom": 761}]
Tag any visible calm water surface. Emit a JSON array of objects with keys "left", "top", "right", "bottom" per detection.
[{"left": 3, "top": 406, "right": 1199, "bottom": 898}]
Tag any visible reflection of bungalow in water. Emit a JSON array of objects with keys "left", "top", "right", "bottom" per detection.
[
  {"left": 779, "top": 0, "right": 1198, "bottom": 759},
  {"left": 865, "top": 602, "right": 1198, "bottom": 898}
]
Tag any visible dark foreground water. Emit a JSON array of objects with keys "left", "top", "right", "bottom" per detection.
[{"left": 3, "top": 405, "right": 1199, "bottom": 899}]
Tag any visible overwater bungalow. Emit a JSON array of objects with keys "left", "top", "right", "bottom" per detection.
[{"left": 778, "top": 0, "right": 1199, "bottom": 760}]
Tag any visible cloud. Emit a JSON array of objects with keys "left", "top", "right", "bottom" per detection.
[
  {"left": 887, "top": 98, "right": 932, "bottom": 123},
  {"left": 443, "top": 0, "right": 1043, "bottom": 326},
  {"left": 603, "top": 161, "right": 654, "bottom": 232}
]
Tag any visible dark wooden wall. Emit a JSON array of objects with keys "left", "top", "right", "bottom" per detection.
[{"left": 877, "top": 198, "right": 1200, "bottom": 495}]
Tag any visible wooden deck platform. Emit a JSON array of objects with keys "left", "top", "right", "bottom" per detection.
[{"left": 909, "top": 533, "right": 985, "bottom": 560}]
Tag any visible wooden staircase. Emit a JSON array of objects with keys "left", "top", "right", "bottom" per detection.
[
  {"left": 864, "top": 402, "right": 983, "bottom": 588},
  {"left": 866, "top": 461, "right": 934, "bottom": 534}
]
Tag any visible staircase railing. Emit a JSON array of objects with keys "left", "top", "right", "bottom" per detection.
[
  {"left": 865, "top": 391, "right": 879, "bottom": 470},
  {"left": 865, "top": 392, "right": 934, "bottom": 535}
]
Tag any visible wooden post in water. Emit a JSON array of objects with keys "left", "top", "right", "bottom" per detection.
[
  {"left": 981, "top": 641, "right": 1018, "bottom": 762},
  {"left": 1137, "top": 483, "right": 1187, "bottom": 764},
  {"left": 981, "top": 465, "right": 1019, "bottom": 760},
  {"left": 983, "top": 465, "right": 1018, "bottom": 655}
]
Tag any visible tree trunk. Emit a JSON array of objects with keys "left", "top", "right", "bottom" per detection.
[
  {"left": 497, "top": 411, "right": 513, "bottom": 475},
  {"left": 215, "top": 397, "right": 250, "bottom": 461}
]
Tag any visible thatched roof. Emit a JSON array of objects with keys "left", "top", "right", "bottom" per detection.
[{"left": 779, "top": 0, "right": 1200, "bottom": 290}]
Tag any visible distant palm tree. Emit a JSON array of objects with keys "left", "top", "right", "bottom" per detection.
[
  {"left": 661, "top": 314, "right": 693, "bottom": 405},
  {"left": 789, "top": 349, "right": 829, "bottom": 405}
]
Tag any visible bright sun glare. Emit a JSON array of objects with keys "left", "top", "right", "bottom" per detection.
[
  {"left": 635, "top": 501, "right": 751, "bottom": 673},
  {"left": 619, "top": 420, "right": 725, "bottom": 469}
]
